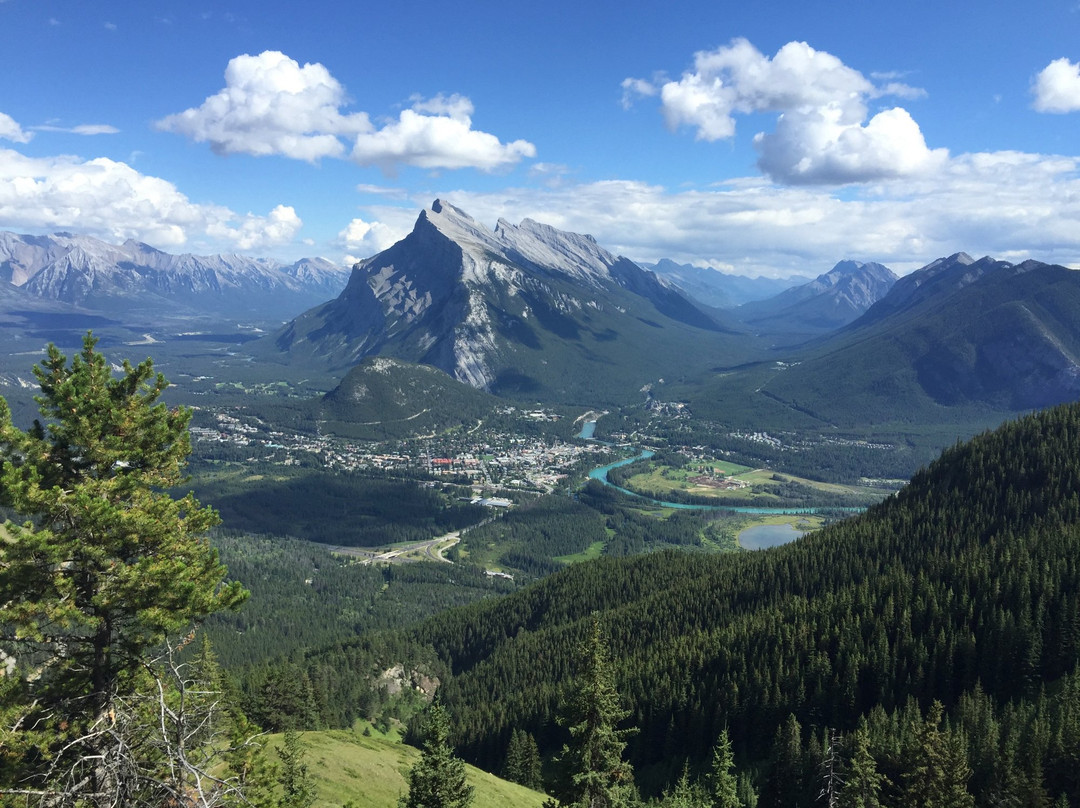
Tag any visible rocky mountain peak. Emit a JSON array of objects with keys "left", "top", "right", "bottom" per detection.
[
  {"left": 274, "top": 201, "right": 733, "bottom": 399},
  {"left": 863, "top": 252, "right": 1000, "bottom": 324},
  {"left": 417, "top": 199, "right": 503, "bottom": 257},
  {"left": 493, "top": 216, "right": 616, "bottom": 286},
  {"left": 734, "top": 258, "right": 898, "bottom": 334},
  {"left": 406, "top": 200, "right": 624, "bottom": 289}
]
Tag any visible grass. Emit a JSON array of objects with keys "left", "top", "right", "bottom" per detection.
[
  {"left": 266, "top": 726, "right": 549, "bottom": 808},
  {"left": 555, "top": 540, "right": 607, "bottom": 564},
  {"left": 621, "top": 459, "right": 884, "bottom": 505},
  {"left": 738, "top": 513, "right": 825, "bottom": 532}
]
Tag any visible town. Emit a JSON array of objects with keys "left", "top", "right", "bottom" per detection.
[{"left": 188, "top": 406, "right": 616, "bottom": 496}]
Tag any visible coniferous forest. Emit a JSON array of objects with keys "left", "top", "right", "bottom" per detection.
[
  {"left": 6, "top": 338, "right": 1080, "bottom": 807},
  {"left": 251, "top": 401, "right": 1080, "bottom": 806}
]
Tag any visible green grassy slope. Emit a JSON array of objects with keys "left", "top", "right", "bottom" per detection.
[{"left": 273, "top": 728, "right": 548, "bottom": 808}]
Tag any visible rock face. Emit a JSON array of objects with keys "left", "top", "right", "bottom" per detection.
[
  {"left": 0, "top": 231, "right": 350, "bottom": 319},
  {"left": 377, "top": 664, "right": 439, "bottom": 699},
  {"left": 735, "top": 259, "right": 898, "bottom": 334},
  {"left": 273, "top": 200, "right": 742, "bottom": 403}
]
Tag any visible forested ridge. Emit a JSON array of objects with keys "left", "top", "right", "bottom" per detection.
[{"left": 276, "top": 401, "right": 1080, "bottom": 804}]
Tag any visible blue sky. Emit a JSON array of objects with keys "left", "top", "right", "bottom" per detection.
[{"left": 2, "top": 0, "right": 1080, "bottom": 277}]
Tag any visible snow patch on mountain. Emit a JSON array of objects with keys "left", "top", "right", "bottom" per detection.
[{"left": 0, "top": 230, "right": 349, "bottom": 317}]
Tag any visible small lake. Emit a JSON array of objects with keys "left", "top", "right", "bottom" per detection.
[{"left": 738, "top": 523, "right": 807, "bottom": 550}]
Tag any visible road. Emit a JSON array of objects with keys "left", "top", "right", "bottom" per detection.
[
  {"left": 327, "top": 513, "right": 498, "bottom": 566},
  {"left": 329, "top": 531, "right": 461, "bottom": 565}
]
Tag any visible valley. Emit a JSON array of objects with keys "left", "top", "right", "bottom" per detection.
[{"left": 5, "top": 205, "right": 1080, "bottom": 807}]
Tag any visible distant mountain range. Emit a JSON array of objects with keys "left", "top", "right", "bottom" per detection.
[
  {"left": 268, "top": 201, "right": 1080, "bottom": 417},
  {"left": 0, "top": 231, "right": 350, "bottom": 320},
  {"left": 270, "top": 200, "right": 754, "bottom": 404},
  {"left": 734, "top": 259, "right": 898, "bottom": 336},
  {"left": 4, "top": 217, "right": 1076, "bottom": 428},
  {"left": 643, "top": 259, "right": 809, "bottom": 309}
]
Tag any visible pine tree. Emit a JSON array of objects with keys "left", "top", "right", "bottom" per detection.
[
  {"left": 552, "top": 616, "right": 638, "bottom": 808},
  {"left": 662, "top": 762, "right": 708, "bottom": 808},
  {"left": 735, "top": 773, "right": 758, "bottom": 808},
  {"left": 400, "top": 698, "right": 474, "bottom": 808},
  {"left": 761, "top": 714, "right": 806, "bottom": 808},
  {"left": 837, "top": 724, "right": 882, "bottom": 808},
  {"left": 505, "top": 728, "right": 544, "bottom": 791},
  {"left": 278, "top": 729, "right": 317, "bottom": 808},
  {"left": 901, "top": 701, "right": 974, "bottom": 808},
  {"left": 0, "top": 335, "right": 249, "bottom": 803},
  {"left": 705, "top": 729, "right": 741, "bottom": 808}
]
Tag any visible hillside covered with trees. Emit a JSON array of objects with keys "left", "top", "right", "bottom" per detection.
[{"left": 271, "top": 400, "right": 1080, "bottom": 806}]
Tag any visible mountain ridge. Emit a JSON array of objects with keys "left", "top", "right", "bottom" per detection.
[
  {"left": 0, "top": 231, "right": 350, "bottom": 319},
  {"left": 644, "top": 259, "right": 810, "bottom": 309},
  {"left": 753, "top": 254, "right": 1080, "bottom": 420},
  {"left": 735, "top": 258, "right": 898, "bottom": 334}
]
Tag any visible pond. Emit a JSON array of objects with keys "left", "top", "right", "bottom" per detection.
[{"left": 738, "top": 522, "right": 808, "bottom": 550}]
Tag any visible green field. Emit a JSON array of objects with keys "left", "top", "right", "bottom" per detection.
[
  {"left": 268, "top": 726, "right": 549, "bottom": 808},
  {"left": 619, "top": 456, "right": 889, "bottom": 507}
]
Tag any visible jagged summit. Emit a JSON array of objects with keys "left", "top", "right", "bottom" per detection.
[
  {"left": 734, "top": 258, "right": 898, "bottom": 335},
  {"left": 494, "top": 217, "right": 614, "bottom": 286},
  {"left": 859, "top": 252, "right": 998, "bottom": 325},
  {"left": 421, "top": 199, "right": 502, "bottom": 254},
  {"left": 414, "top": 199, "right": 631, "bottom": 289},
  {"left": 272, "top": 200, "right": 743, "bottom": 403}
]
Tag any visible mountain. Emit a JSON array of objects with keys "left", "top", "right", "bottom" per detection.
[
  {"left": 750, "top": 254, "right": 1080, "bottom": 423},
  {"left": 319, "top": 356, "right": 501, "bottom": 439},
  {"left": 855, "top": 251, "right": 987, "bottom": 324},
  {"left": 0, "top": 231, "right": 350, "bottom": 320},
  {"left": 733, "top": 259, "right": 898, "bottom": 335},
  {"left": 643, "top": 259, "right": 809, "bottom": 309},
  {"left": 271, "top": 200, "right": 753, "bottom": 404}
]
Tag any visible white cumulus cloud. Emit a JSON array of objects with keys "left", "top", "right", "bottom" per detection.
[
  {"left": 625, "top": 38, "right": 946, "bottom": 185},
  {"left": 416, "top": 145, "right": 1080, "bottom": 278},
  {"left": 157, "top": 51, "right": 535, "bottom": 172},
  {"left": 205, "top": 204, "right": 302, "bottom": 250},
  {"left": 350, "top": 94, "right": 536, "bottom": 172},
  {"left": 0, "top": 147, "right": 302, "bottom": 251},
  {"left": 756, "top": 105, "right": 947, "bottom": 185},
  {"left": 0, "top": 112, "right": 32, "bottom": 144},
  {"left": 338, "top": 216, "right": 402, "bottom": 263},
  {"left": 155, "top": 50, "right": 368, "bottom": 161},
  {"left": 1033, "top": 57, "right": 1080, "bottom": 113}
]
